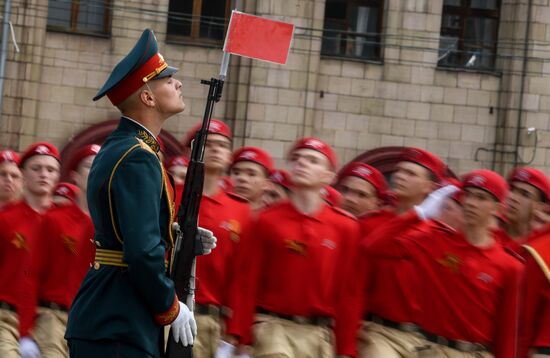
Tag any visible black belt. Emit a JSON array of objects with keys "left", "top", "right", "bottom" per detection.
[
  {"left": 537, "top": 347, "right": 550, "bottom": 354},
  {"left": 0, "top": 301, "right": 16, "bottom": 312},
  {"left": 39, "top": 300, "right": 68, "bottom": 312},
  {"left": 366, "top": 314, "right": 488, "bottom": 353},
  {"left": 366, "top": 314, "right": 421, "bottom": 333},
  {"left": 258, "top": 307, "right": 332, "bottom": 327}
]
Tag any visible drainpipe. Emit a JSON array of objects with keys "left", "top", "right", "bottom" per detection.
[
  {"left": 0, "top": 0, "right": 12, "bottom": 128},
  {"left": 514, "top": 0, "right": 533, "bottom": 166}
]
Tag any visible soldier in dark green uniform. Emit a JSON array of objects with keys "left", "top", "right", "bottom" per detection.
[{"left": 65, "top": 29, "right": 215, "bottom": 358}]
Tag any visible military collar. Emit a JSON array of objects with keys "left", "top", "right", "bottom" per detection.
[{"left": 122, "top": 116, "right": 160, "bottom": 153}]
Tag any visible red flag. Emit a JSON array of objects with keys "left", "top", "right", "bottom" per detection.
[{"left": 223, "top": 11, "right": 294, "bottom": 65}]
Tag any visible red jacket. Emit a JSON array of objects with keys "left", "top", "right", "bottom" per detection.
[
  {"left": 195, "top": 189, "right": 251, "bottom": 308},
  {"left": 358, "top": 209, "right": 396, "bottom": 238},
  {"left": 521, "top": 232, "right": 550, "bottom": 357},
  {"left": 0, "top": 201, "right": 46, "bottom": 336},
  {"left": 227, "top": 200, "right": 360, "bottom": 344},
  {"left": 37, "top": 202, "right": 95, "bottom": 308}
]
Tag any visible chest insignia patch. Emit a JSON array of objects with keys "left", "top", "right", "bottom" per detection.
[
  {"left": 62, "top": 235, "right": 78, "bottom": 255},
  {"left": 11, "top": 232, "right": 27, "bottom": 250},
  {"left": 285, "top": 240, "right": 307, "bottom": 256},
  {"left": 436, "top": 252, "right": 461, "bottom": 273}
]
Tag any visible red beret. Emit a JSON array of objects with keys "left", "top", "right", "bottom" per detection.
[
  {"left": 54, "top": 182, "right": 80, "bottom": 202},
  {"left": 507, "top": 167, "right": 550, "bottom": 201},
  {"left": 165, "top": 156, "right": 189, "bottom": 170},
  {"left": 402, "top": 147, "right": 446, "bottom": 182},
  {"left": 289, "top": 137, "right": 338, "bottom": 169},
  {"left": 232, "top": 147, "right": 274, "bottom": 173},
  {"left": 0, "top": 150, "right": 20, "bottom": 166},
  {"left": 269, "top": 169, "right": 292, "bottom": 191},
  {"left": 68, "top": 144, "right": 100, "bottom": 172},
  {"left": 321, "top": 185, "right": 343, "bottom": 207},
  {"left": 183, "top": 119, "right": 232, "bottom": 148},
  {"left": 20, "top": 142, "right": 60, "bottom": 168},
  {"left": 462, "top": 169, "right": 508, "bottom": 203},
  {"left": 337, "top": 162, "right": 388, "bottom": 199}
]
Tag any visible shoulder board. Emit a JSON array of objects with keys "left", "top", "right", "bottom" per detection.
[
  {"left": 226, "top": 191, "right": 249, "bottom": 203},
  {"left": 135, "top": 137, "right": 159, "bottom": 157},
  {"left": 331, "top": 206, "right": 357, "bottom": 220}
]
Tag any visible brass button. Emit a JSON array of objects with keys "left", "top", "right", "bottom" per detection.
[
  {"left": 95, "top": 241, "right": 101, "bottom": 247},
  {"left": 94, "top": 262, "right": 100, "bottom": 270}
]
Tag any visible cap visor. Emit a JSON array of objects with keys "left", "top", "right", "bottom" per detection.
[{"left": 155, "top": 66, "right": 178, "bottom": 80}]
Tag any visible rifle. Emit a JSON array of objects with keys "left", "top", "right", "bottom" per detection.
[{"left": 165, "top": 53, "right": 229, "bottom": 358}]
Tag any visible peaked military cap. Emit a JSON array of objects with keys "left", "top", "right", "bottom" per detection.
[{"left": 93, "top": 29, "right": 178, "bottom": 105}]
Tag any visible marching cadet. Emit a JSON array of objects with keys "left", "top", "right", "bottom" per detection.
[
  {"left": 229, "top": 146, "right": 273, "bottom": 211},
  {"left": 226, "top": 137, "right": 361, "bottom": 358},
  {"left": 0, "top": 150, "right": 23, "bottom": 209},
  {"left": 164, "top": 155, "right": 189, "bottom": 211},
  {"left": 261, "top": 169, "right": 291, "bottom": 207},
  {"left": 336, "top": 147, "right": 446, "bottom": 358},
  {"left": 65, "top": 29, "right": 216, "bottom": 357},
  {"left": 502, "top": 167, "right": 550, "bottom": 253},
  {"left": 335, "top": 162, "right": 390, "bottom": 235},
  {"left": 521, "top": 228, "right": 550, "bottom": 357},
  {"left": 33, "top": 145, "right": 99, "bottom": 357},
  {"left": 0, "top": 142, "right": 60, "bottom": 358},
  {"left": 182, "top": 120, "right": 251, "bottom": 358}
]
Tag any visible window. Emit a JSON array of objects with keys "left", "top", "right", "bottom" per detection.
[
  {"left": 438, "top": 0, "right": 500, "bottom": 70},
  {"left": 47, "top": 0, "right": 112, "bottom": 36},
  {"left": 167, "top": 0, "right": 231, "bottom": 45},
  {"left": 321, "top": 0, "right": 383, "bottom": 60}
]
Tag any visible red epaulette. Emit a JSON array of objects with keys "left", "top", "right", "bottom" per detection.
[
  {"left": 331, "top": 206, "right": 357, "bottom": 221},
  {"left": 226, "top": 191, "right": 249, "bottom": 203}
]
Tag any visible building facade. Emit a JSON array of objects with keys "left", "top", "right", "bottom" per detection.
[{"left": 1, "top": 0, "right": 549, "bottom": 175}]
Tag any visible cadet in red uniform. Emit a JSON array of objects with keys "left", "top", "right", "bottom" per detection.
[
  {"left": 521, "top": 229, "right": 550, "bottom": 358},
  {"left": 348, "top": 171, "right": 521, "bottom": 358},
  {"left": 164, "top": 155, "right": 188, "bottom": 211},
  {"left": 183, "top": 120, "right": 252, "bottom": 358},
  {"left": 226, "top": 137, "right": 360, "bottom": 358},
  {"left": 33, "top": 145, "right": 98, "bottom": 357},
  {"left": 0, "top": 150, "right": 23, "bottom": 209},
  {"left": 336, "top": 148, "right": 447, "bottom": 358},
  {"left": 0, "top": 142, "right": 60, "bottom": 358},
  {"left": 261, "top": 169, "right": 291, "bottom": 208},
  {"left": 335, "top": 162, "right": 390, "bottom": 235},
  {"left": 230, "top": 146, "right": 273, "bottom": 211},
  {"left": 503, "top": 167, "right": 550, "bottom": 254}
]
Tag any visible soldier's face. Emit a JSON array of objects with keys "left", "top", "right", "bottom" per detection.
[
  {"left": 0, "top": 161, "right": 23, "bottom": 203},
  {"left": 168, "top": 165, "right": 188, "bottom": 185},
  {"left": 150, "top": 76, "right": 185, "bottom": 115},
  {"left": 391, "top": 161, "right": 435, "bottom": 204},
  {"left": 288, "top": 149, "right": 334, "bottom": 189},
  {"left": 463, "top": 187, "right": 499, "bottom": 228},
  {"left": 22, "top": 155, "right": 60, "bottom": 197},
  {"left": 505, "top": 181, "right": 542, "bottom": 224},
  {"left": 204, "top": 134, "right": 232, "bottom": 172},
  {"left": 261, "top": 182, "right": 289, "bottom": 207},
  {"left": 72, "top": 155, "right": 95, "bottom": 192},
  {"left": 338, "top": 176, "right": 380, "bottom": 217},
  {"left": 230, "top": 161, "right": 268, "bottom": 202},
  {"left": 438, "top": 198, "right": 465, "bottom": 231}
]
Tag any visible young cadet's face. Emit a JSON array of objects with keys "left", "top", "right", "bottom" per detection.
[
  {"left": 391, "top": 161, "right": 434, "bottom": 203},
  {"left": 463, "top": 187, "right": 499, "bottom": 227},
  {"left": 204, "top": 134, "right": 232, "bottom": 172},
  {"left": 150, "top": 76, "right": 185, "bottom": 115},
  {"left": 261, "top": 181, "right": 289, "bottom": 207},
  {"left": 338, "top": 176, "right": 380, "bottom": 217},
  {"left": 22, "top": 155, "right": 60, "bottom": 196},
  {"left": 0, "top": 161, "right": 23, "bottom": 203},
  {"left": 230, "top": 161, "right": 268, "bottom": 202},
  {"left": 72, "top": 155, "right": 95, "bottom": 192},
  {"left": 169, "top": 165, "right": 188, "bottom": 185},
  {"left": 288, "top": 149, "right": 334, "bottom": 189},
  {"left": 505, "top": 181, "right": 543, "bottom": 224},
  {"left": 438, "top": 198, "right": 465, "bottom": 231}
]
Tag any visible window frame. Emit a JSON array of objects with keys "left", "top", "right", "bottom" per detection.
[
  {"left": 438, "top": 0, "right": 501, "bottom": 70},
  {"left": 166, "top": 0, "right": 232, "bottom": 46},
  {"left": 46, "top": 0, "right": 113, "bottom": 37},
  {"left": 321, "top": 0, "right": 384, "bottom": 61}
]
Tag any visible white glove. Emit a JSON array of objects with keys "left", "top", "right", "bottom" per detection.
[
  {"left": 414, "top": 185, "right": 459, "bottom": 220},
  {"left": 171, "top": 301, "right": 197, "bottom": 346},
  {"left": 215, "top": 340, "right": 236, "bottom": 358},
  {"left": 197, "top": 227, "right": 217, "bottom": 255},
  {"left": 19, "top": 337, "right": 41, "bottom": 358}
]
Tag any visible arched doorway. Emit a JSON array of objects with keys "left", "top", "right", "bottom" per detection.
[
  {"left": 60, "top": 119, "right": 184, "bottom": 181},
  {"left": 351, "top": 146, "right": 456, "bottom": 180}
]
